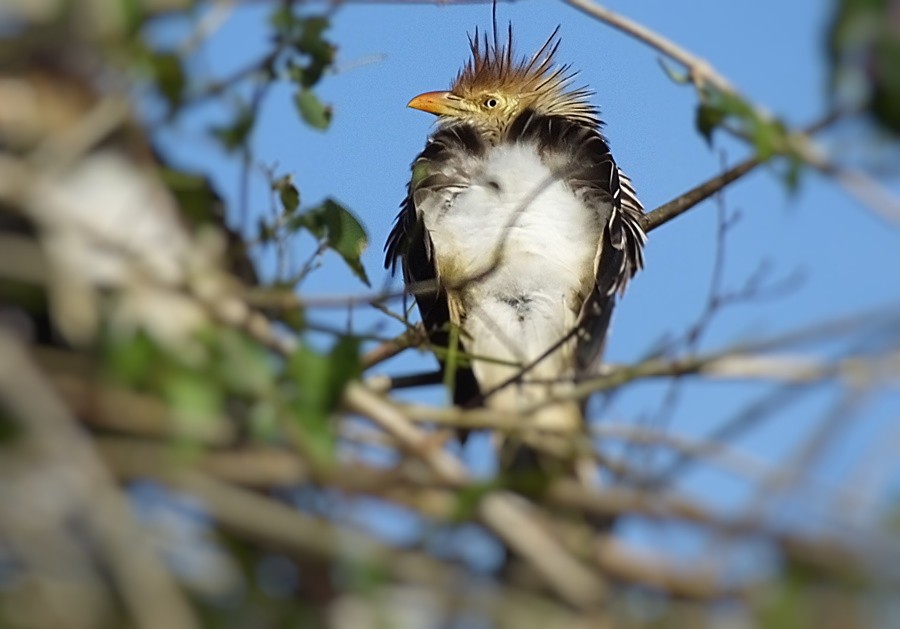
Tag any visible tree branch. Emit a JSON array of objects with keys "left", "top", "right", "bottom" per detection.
[
  {"left": 343, "top": 382, "right": 609, "bottom": 610},
  {"left": 0, "top": 332, "right": 199, "bottom": 629},
  {"left": 563, "top": 0, "right": 735, "bottom": 94}
]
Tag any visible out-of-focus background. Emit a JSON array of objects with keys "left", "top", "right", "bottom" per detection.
[{"left": 1, "top": 1, "right": 899, "bottom": 627}]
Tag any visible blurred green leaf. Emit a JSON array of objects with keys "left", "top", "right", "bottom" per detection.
[
  {"left": 293, "top": 88, "right": 332, "bottom": 130},
  {"left": 828, "top": 0, "right": 884, "bottom": 71},
  {"left": 269, "top": 5, "right": 297, "bottom": 35},
  {"left": 279, "top": 308, "right": 306, "bottom": 332},
  {"left": 211, "top": 108, "right": 255, "bottom": 151},
  {"left": 163, "top": 371, "right": 223, "bottom": 437},
  {"left": 696, "top": 86, "right": 792, "bottom": 161},
  {"left": 160, "top": 168, "right": 222, "bottom": 228},
  {"left": 148, "top": 51, "right": 186, "bottom": 111},
  {"left": 757, "top": 569, "right": 812, "bottom": 629},
  {"left": 695, "top": 103, "right": 726, "bottom": 145},
  {"left": 871, "top": 36, "right": 900, "bottom": 133},
  {"left": 273, "top": 175, "right": 301, "bottom": 215},
  {"left": 104, "top": 331, "right": 163, "bottom": 388},
  {"left": 286, "top": 337, "right": 360, "bottom": 464},
  {"left": 295, "top": 17, "right": 331, "bottom": 60},
  {"left": 452, "top": 481, "right": 499, "bottom": 521},
  {"left": 293, "top": 199, "right": 370, "bottom": 285},
  {"left": 294, "top": 17, "right": 334, "bottom": 88},
  {"left": 748, "top": 117, "right": 788, "bottom": 161},
  {"left": 828, "top": 0, "right": 900, "bottom": 134},
  {"left": 119, "top": 0, "right": 145, "bottom": 35},
  {"left": 274, "top": 9, "right": 334, "bottom": 88},
  {"left": 257, "top": 217, "right": 276, "bottom": 244},
  {"left": 214, "top": 328, "right": 275, "bottom": 398},
  {"left": 782, "top": 154, "right": 805, "bottom": 195},
  {"left": 248, "top": 399, "right": 279, "bottom": 441}
]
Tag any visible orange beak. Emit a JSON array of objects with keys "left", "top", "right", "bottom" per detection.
[{"left": 407, "top": 90, "right": 456, "bottom": 116}]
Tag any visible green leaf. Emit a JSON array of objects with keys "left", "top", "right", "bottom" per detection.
[
  {"left": 294, "top": 17, "right": 334, "bottom": 88},
  {"left": 756, "top": 569, "right": 811, "bottom": 629},
  {"left": 104, "top": 331, "right": 162, "bottom": 387},
  {"left": 452, "top": 481, "right": 500, "bottom": 521},
  {"left": 287, "top": 338, "right": 360, "bottom": 417},
  {"left": 293, "top": 88, "right": 332, "bottom": 130},
  {"left": 286, "top": 337, "right": 360, "bottom": 463},
  {"left": 695, "top": 103, "right": 725, "bottom": 145},
  {"left": 827, "top": 0, "right": 900, "bottom": 135},
  {"left": 257, "top": 217, "right": 276, "bottom": 244},
  {"left": 148, "top": 51, "right": 186, "bottom": 111},
  {"left": 296, "top": 17, "right": 331, "bottom": 60},
  {"left": 697, "top": 86, "right": 791, "bottom": 161},
  {"left": 293, "top": 199, "right": 370, "bottom": 285},
  {"left": 213, "top": 328, "right": 275, "bottom": 398},
  {"left": 748, "top": 117, "right": 782, "bottom": 161},
  {"left": 118, "top": 0, "right": 144, "bottom": 35},
  {"left": 781, "top": 154, "right": 805, "bottom": 196},
  {"left": 871, "top": 36, "right": 900, "bottom": 134},
  {"left": 273, "top": 175, "right": 301, "bottom": 215},
  {"left": 210, "top": 108, "right": 255, "bottom": 151},
  {"left": 160, "top": 168, "right": 221, "bottom": 228},
  {"left": 248, "top": 400, "right": 279, "bottom": 441},
  {"left": 269, "top": 5, "right": 297, "bottom": 35},
  {"left": 162, "top": 371, "right": 223, "bottom": 438}
]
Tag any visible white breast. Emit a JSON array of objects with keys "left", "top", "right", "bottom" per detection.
[
  {"left": 421, "top": 142, "right": 605, "bottom": 410},
  {"left": 426, "top": 143, "right": 600, "bottom": 290}
]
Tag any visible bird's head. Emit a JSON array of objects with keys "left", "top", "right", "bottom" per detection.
[{"left": 407, "top": 26, "right": 598, "bottom": 140}]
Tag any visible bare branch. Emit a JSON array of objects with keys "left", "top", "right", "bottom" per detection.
[{"left": 563, "top": 0, "right": 735, "bottom": 94}]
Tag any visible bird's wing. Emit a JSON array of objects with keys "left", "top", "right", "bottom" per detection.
[
  {"left": 506, "top": 110, "right": 646, "bottom": 372},
  {"left": 576, "top": 160, "right": 645, "bottom": 370},
  {"left": 384, "top": 123, "right": 486, "bottom": 407}
]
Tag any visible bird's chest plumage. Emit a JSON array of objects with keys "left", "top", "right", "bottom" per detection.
[{"left": 422, "top": 142, "right": 603, "bottom": 319}]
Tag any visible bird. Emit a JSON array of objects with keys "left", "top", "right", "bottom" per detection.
[{"left": 385, "top": 26, "right": 646, "bottom": 470}]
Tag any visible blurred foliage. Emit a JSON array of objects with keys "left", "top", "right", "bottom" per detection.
[
  {"left": 664, "top": 0, "right": 900, "bottom": 189},
  {"left": 663, "top": 60, "right": 806, "bottom": 192},
  {"left": 828, "top": 0, "right": 900, "bottom": 134},
  {"left": 286, "top": 336, "right": 361, "bottom": 464}
]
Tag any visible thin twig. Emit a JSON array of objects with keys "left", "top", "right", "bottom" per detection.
[
  {"left": 643, "top": 112, "right": 844, "bottom": 232},
  {"left": 563, "top": 0, "right": 735, "bottom": 94}
]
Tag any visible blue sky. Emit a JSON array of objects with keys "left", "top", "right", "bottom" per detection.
[{"left": 153, "top": 0, "right": 900, "bottom": 565}]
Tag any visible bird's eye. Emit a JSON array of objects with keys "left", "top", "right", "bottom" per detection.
[{"left": 483, "top": 97, "right": 499, "bottom": 109}]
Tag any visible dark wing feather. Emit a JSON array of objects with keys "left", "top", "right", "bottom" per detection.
[
  {"left": 384, "top": 124, "right": 486, "bottom": 408},
  {"left": 506, "top": 109, "right": 646, "bottom": 372}
]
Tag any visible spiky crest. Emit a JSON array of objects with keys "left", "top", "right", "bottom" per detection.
[{"left": 449, "top": 25, "right": 598, "bottom": 126}]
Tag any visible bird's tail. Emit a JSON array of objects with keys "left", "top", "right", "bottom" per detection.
[
  {"left": 459, "top": 303, "right": 593, "bottom": 479},
  {"left": 488, "top": 382, "right": 585, "bottom": 477},
  {"left": 491, "top": 387, "right": 614, "bottom": 531}
]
